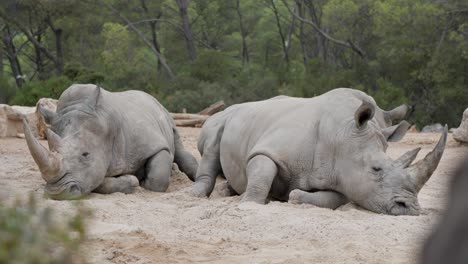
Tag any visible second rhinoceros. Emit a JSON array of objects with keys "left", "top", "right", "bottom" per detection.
[
  {"left": 24, "top": 84, "right": 198, "bottom": 200},
  {"left": 191, "top": 88, "right": 447, "bottom": 215}
]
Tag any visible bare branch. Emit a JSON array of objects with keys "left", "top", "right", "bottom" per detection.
[
  {"left": 97, "top": 0, "right": 175, "bottom": 80},
  {"left": 281, "top": 0, "right": 366, "bottom": 58},
  {"left": 0, "top": 9, "right": 60, "bottom": 66}
]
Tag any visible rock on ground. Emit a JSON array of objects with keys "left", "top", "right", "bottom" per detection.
[
  {"left": 35, "top": 98, "right": 58, "bottom": 139},
  {"left": 0, "top": 104, "right": 37, "bottom": 138},
  {"left": 453, "top": 108, "right": 468, "bottom": 143},
  {"left": 421, "top": 123, "right": 444, "bottom": 133},
  {"left": 0, "top": 98, "right": 57, "bottom": 139}
]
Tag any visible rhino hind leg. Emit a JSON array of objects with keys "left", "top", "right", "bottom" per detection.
[
  {"left": 288, "top": 189, "right": 348, "bottom": 209},
  {"left": 173, "top": 129, "right": 198, "bottom": 181},
  {"left": 141, "top": 150, "right": 172, "bottom": 192},
  {"left": 94, "top": 175, "right": 139, "bottom": 194},
  {"left": 191, "top": 125, "right": 224, "bottom": 198},
  {"left": 191, "top": 152, "right": 221, "bottom": 198},
  {"left": 241, "top": 155, "right": 278, "bottom": 204}
]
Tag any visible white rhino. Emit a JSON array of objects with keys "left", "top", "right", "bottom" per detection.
[
  {"left": 24, "top": 84, "right": 198, "bottom": 200},
  {"left": 191, "top": 88, "right": 447, "bottom": 215}
]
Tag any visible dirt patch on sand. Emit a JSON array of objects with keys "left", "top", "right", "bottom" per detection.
[{"left": 0, "top": 128, "right": 466, "bottom": 263}]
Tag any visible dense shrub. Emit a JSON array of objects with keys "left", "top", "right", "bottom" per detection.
[
  {"left": 0, "top": 195, "right": 88, "bottom": 264},
  {"left": 9, "top": 76, "right": 73, "bottom": 106}
]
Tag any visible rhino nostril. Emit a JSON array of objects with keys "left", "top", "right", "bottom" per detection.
[
  {"left": 395, "top": 201, "right": 407, "bottom": 208},
  {"left": 68, "top": 184, "right": 81, "bottom": 194}
]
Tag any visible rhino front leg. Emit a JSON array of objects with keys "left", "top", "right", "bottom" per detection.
[
  {"left": 241, "top": 155, "right": 278, "bottom": 204},
  {"left": 94, "top": 175, "right": 139, "bottom": 194},
  {"left": 141, "top": 150, "right": 172, "bottom": 192},
  {"left": 288, "top": 189, "right": 348, "bottom": 209}
]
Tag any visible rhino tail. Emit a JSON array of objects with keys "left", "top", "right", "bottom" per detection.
[{"left": 173, "top": 128, "right": 198, "bottom": 181}]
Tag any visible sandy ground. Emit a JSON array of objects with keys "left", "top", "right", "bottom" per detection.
[{"left": 0, "top": 128, "right": 467, "bottom": 264}]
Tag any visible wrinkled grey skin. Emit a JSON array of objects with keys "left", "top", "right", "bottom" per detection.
[
  {"left": 24, "top": 84, "right": 198, "bottom": 200},
  {"left": 191, "top": 88, "right": 447, "bottom": 216}
]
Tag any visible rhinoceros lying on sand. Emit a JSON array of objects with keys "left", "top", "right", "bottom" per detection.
[
  {"left": 191, "top": 88, "right": 447, "bottom": 215},
  {"left": 24, "top": 84, "right": 198, "bottom": 200}
]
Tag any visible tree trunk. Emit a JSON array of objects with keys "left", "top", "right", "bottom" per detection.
[
  {"left": 285, "top": 12, "right": 296, "bottom": 56},
  {"left": 141, "top": 0, "right": 163, "bottom": 71},
  {"left": 2, "top": 26, "right": 23, "bottom": 88},
  {"left": 297, "top": 0, "right": 308, "bottom": 67},
  {"left": 34, "top": 33, "right": 46, "bottom": 80},
  {"left": 45, "top": 15, "right": 64, "bottom": 75},
  {"left": 270, "top": 0, "right": 290, "bottom": 64},
  {"left": 175, "top": 0, "right": 196, "bottom": 61},
  {"left": 236, "top": 0, "right": 249, "bottom": 64},
  {"left": 54, "top": 28, "right": 64, "bottom": 74},
  {"left": 0, "top": 46, "right": 3, "bottom": 76}
]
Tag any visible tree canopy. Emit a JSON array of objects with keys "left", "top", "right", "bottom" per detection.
[{"left": 0, "top": 0, "right": 466, "bottom": 127}]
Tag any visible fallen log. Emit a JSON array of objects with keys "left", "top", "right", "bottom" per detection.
[
  {"left": 198, "top": 100, "right": 225, "bottom": 116},
  {"left": 171, "top": 113, "right": 209, "bottom": 120},
  {"left": 174, "top": 118, "right": 206, "bottom": 127}
]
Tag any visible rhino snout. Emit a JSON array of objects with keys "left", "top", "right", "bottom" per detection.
[
  {"left": 45, "top": 182, "right": 83, "bottom": 200},
  {"left": 388, "top": 198, "right": 421, "bottom": 216}
]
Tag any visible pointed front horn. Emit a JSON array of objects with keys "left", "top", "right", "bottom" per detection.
[
  {"left": 395, "top": 147, "right": 421, "bottom": 168},
  {"left": 23, "top": 119, "right": 61, "bottom": 182},
  {"left": 406, "top": 125, "right": 448, "bottom": 192}
]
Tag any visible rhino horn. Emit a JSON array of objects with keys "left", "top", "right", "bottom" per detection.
[
  {"left": 45, "top": 128, "right": 62, "bottom": 152},
  {"left": 23, "top": 119, "right": 61, "bottom": 182},
  {"left": 395, "top": 147, "right": 421, "bottom": 168},
  {"left": 406, "top": 125, "right": 448, "bottom": 192},
  {"left": 38, "top": 105, "right": 57, "bottom": 124},
  {"left": 384, "top": 104, "right": 409, "bottom": 124}
]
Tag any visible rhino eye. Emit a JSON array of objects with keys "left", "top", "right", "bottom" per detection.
[
  {"left": 82, "top": 152, "right": 90, "bottom": 158},
  {"left": 372, "top": 166, "right": 382, "bottom": 172}
]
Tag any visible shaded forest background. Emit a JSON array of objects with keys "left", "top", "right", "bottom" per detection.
[{"left": 0, "top": 0, "right": 466, "bottom": 127}]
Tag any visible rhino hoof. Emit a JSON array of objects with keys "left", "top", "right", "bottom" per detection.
[
  {"left": 121, "top": 175, "right": 139, "bottom": 194},
  {"left": 189, "top": 184, "right": 208, "bottom": 198},
  {"left": 288, "top": 189, "right": 302, "bottom": 204}
]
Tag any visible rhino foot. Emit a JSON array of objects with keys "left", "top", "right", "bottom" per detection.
[
  {"left": 94, "top": 175, "right": 139, "bottom": 195},
  {"left": 189, "top": 183, "right": 209, "bottom": 198},
  {"left": 288, "top": 189, "right": 348, "bottom": 209},
  {"left": 288, "top": 189, "right": 303, "bottom": 204}
]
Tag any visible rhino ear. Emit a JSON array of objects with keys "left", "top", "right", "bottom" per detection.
[
  {"left": 355, "top": 100, "right": 375, "bottom": 129},
  {"left": 85, "top": 85, "right": 101, "bottom": 109},
  {"left": 382, "top": 120, "right": 411, "bottom": 142},
  {"left": 39, "top": 105, "right": 57, "bottom": 125}
]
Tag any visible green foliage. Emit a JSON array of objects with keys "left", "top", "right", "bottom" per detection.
[
  {"left": 9, "top": 76, "right": 73, "bottom": 106},
  {"left": 64, "top": 62, "right": 105, "bottom": 84},
  {"left": 190, "top": 50, "right": 241, "bottom": 82},
  {"left": 0, "top": 76, "right": 16, "bottom": 103},
  {"left": 0, "top": 195, "right": 88, "bottom": 264},
  {"left": 1, "top": 0, "right": 466, "bottom": 127}
]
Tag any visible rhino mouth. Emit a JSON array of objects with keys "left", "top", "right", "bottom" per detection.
[{"left": 45, "top": 177, "right": 83, "bottom": 200}]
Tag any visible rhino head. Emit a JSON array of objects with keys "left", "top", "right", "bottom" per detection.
[
  {"left": 335, "top": 100, "right": 447, "bottom": 215},
  {"left": 24, "top": 86, "right": 111, "bottom": 200}
]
